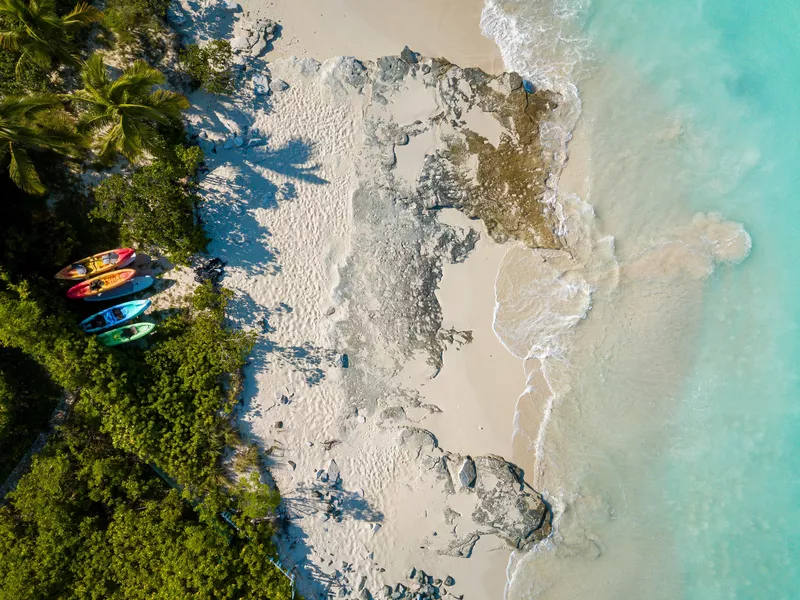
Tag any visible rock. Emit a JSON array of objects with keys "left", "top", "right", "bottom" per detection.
[
  {"left": 325, "top": 306, "right": 336, "bottom": 316},
  {"left": 360, "top": 589, "right": 373, "bottom": 600},
  {"left": 287, "top": 460, "right": 296, "bottom": 471},
  {"left": 383, "top": 585, "right": 393, "bottom": 598},
  {"left": 252, "top": 74, "right": 270, "bottom": 96},
  {"left": 358, "top": 415, "right": 367, "bottom": 424},
  {"left": 408, "top": 567, "right": 416, "bottom": 579},
  {"left": 325, "top": 459, "right": 340, "bottom": 484},
  {"left": 458, "top": 456, "right": 477, "bottom": 488},
  {"left": 269, "top": 78, "right": 289, "bottom": 93},
  {"left": 372, "top": 523, "right": 381, "bottom": 534},
  {"left": 222, "top": 139, "right": 234, "bottom": 150},
  {"left": 439, "top": 533, "right": 480, "bottom": 558},
  {"left": 358, "top": 575, "right": 367, "bottom": 591},
  {"left": 337, "top": 353, "right": 349, "bottom": 368},
  {"left": 230, "top": 36, "right": 250, "bottom": 53},
  {"left": 233, "top": 136, "right": 244, "bottom": 147},
  {"left": 338, "top": 588, "right": 347, "bottom": 597},
  {"left": 433, "top": 579, "right": 442, "bottom": 586},
  {"left": 395, "top": 132, "right": 409, "bottom": 145},
  {"left": 471, "top": 455, "right": 550, "bottom": 550},
  {"left": 377, "top": 56, "right": 410, "bottom": 83},
  {"left": 222, "top": 0, "right": 238, "bottom": 11},
  {"left": 274, "top": 421, "right": 283, "bottom": 429},
  {"left": 444, "top": 576, "right": 455, "bottom": 587},
  {"left": 400, "top": 45, "right": 419, "bottom": 64},
  {"left": 307, "top": 441, "right": 314, "bottom": 447}
]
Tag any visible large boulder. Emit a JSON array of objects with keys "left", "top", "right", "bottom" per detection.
[{"left": 471, "top": 455, "right": 549, "bottom": 550}]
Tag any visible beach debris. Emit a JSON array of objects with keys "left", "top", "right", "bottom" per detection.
[
  {"left": 270, "top": 78, "right": 289, "bottom": 93},
  {"left": 194, "top": 257, "right": 226, "bottom": 284},
  {"left": 400, "top": 45, "right": 419, "bottom": 64},
  {"left": 458, "top": 457, "right": 477, "bottom": 488},
  {"left": 321, "top": 439, "right": 341, "bottom": 451}
]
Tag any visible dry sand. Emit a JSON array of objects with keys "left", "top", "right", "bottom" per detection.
[{"left": 258, "top": 0, "right": 503, "bottom": 74}]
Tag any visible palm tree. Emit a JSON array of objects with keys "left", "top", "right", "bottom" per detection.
[
  {"left": 0, "top": 0, "right": 101, "bottom": 75},
  {"left": 0, "top": 95, "right": 81, "bottom": 194},
  {"left": 71, "top": 54, "right": 189, "bottom": 163}
]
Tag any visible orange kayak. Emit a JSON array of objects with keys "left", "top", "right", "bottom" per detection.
[
  {"left": 55, "top": 248, "right": 136, "bottom": 280},
  {"left": 66, "top": 269, "right": 136, "bottom": 299}
]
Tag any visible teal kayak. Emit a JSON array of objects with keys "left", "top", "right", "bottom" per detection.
[
  {"left": 97, "top": 322, "right": 156, "bottom": 346},
  {"left": 80, "top": 299, "right": 151, "bottom": 333},
  {"left": 84, "top": 276, "right": 154, "bottom": 302}
]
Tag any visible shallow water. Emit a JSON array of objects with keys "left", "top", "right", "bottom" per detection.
[{"left": 482, "top": 0, "right": 800, "bottom": 597}]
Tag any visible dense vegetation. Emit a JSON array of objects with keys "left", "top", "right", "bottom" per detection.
[{"left": 0, "top": 0, "right": 292, "bottom": 597}]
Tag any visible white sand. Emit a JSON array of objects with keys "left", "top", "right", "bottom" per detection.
[{"left": 255, "top": 0, "right": 503, "bottom": 74}]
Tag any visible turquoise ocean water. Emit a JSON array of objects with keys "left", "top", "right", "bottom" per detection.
[{"left": 482, "top": 0, "right": 800, "bottom": 598}]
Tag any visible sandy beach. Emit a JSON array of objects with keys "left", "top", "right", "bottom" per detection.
[
  {"left": 169, "top": 0, "right": 562, "bottom": 596},
  {"left": 256, "top": 0, "right": 503, "bottom": 74}
]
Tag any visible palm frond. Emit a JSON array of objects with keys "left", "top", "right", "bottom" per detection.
[
  {"left": 15, "top": 40, "right": 53, "bottom": 76},
  {"left": 8, "top": 143, "right": 46, "bottom": 195},
  {"left": 81, "top": 53, "right": 109, "bottom": 89},
  {"left": 0, "top": 30, "right": 22, "bottom": 51},
  {"left": 0, "top": 94, "right": 62, "bottom": 119},
  {"left": 109, "top": 60, "right": 165, "bottom": 102},
  {"left": 61, "top": 2, "right": 102, "bottom": 26}
]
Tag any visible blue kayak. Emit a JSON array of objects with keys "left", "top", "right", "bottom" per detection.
[
  {"left": 79, "top": 299, "right": 151, "bottom": 334},
  {"left": 84, "top": 275, "right": 155, "bottom": 302}
]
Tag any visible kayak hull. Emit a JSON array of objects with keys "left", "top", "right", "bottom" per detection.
[
  {"left": 84, "top": 276, "right": 155, "bottom": 302},
  {"left": 79, "top": 299, "right": 152, "bottom": 333},
  {"left": 97, "top": 322, "right": 156, "bottom": 346},
  {"left": 55, "top": 248, "right": 136, "bottom": 280},
  {"left": 67, "top": 269, "right": 136, "bottom": 300}
]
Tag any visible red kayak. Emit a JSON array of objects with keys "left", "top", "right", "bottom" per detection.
[{"left": 66, "top": 269, "right": 136, "bottom": 299}]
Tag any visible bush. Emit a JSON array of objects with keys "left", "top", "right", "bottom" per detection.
[
  {"left": 179, "top": 40, "right": 234, "bottom": 94},
  {"left": 0, "top": 422, "right": 294, "bottom": 599},
  {"left": 0, "top": 348, "right": 61, "bottom": 482},
  {"left": 103, "top": 0, "right": 171, "bottom": 48},
  {"left": 91, "top": 145, "right": 209, "bottom": 263}
]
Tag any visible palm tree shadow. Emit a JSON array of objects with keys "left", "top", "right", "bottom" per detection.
[{"left": 247, "top": 137, "right": 329, "bottom": 185}]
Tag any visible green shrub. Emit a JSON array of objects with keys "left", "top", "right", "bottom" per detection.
[
  {"left": 103, "top": 0, "right": 170, "bottom": 48},
  {"left": 179, "top": 40, "right": 234, "bottom": 94},
  {"left": 91, "top": 145, "right": 208, "bottom": 263},
  {"left": 0, "top": 422, "right": 294, "bottom": 599},
  {"left": 0, "top": 347, "right": 61, "bottom": 482}
]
